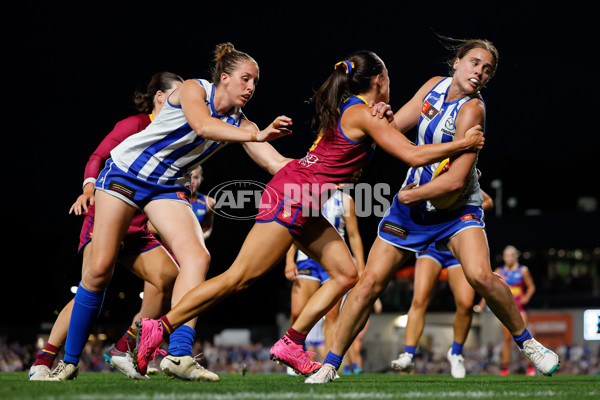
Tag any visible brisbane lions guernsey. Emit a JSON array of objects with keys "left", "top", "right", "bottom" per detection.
[{"left": 267, "top": 95, "right": 376, "bottom": 210}]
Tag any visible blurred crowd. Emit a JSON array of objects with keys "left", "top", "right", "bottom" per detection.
[{"left": 1, "top": 337, "right": 598, "bottom": 376}]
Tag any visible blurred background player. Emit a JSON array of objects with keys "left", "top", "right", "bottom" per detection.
[
  {"left": 478, "top": 245, "right": 536, "bottom": 376},
  {"left": 190, "top": 166, "right": 216, "bottom": 240},
  {"left": 284, "top": 190, "right": 365, "bottom": 374},
  {"left": 29, "top": 72, "right": 183, "bottom": 381},
  {"left": 391, "top": 190, "right": 493, "bottom": 378}
]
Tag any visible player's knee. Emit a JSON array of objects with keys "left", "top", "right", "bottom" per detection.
[
  {"left": 84, "top": 259, "right": 115, "bottom": 290},
  {"left": 467, "top": 270, "right": 495, "bottom": 295},
  {"left": 224, "top": 267, "right": 254, "bottom": 293},
  {"left": 83, "top": 269, "right": 112, "bottom": 291},
  {"left": 455, "top": 299, "right": 474, "bottom": 315},
  {"left": 410, "top": 296, "right": 429, "bottom": 311},
  {"left": 355, "top": 273, "right": 384, "bottom": 302},
  {"left": 340, "top": 272, "right": 359, "bottom": 293}
]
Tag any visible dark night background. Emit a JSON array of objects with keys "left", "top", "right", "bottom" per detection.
[{"left": 5, "top": 4, "right": 599, "bottom": 343}]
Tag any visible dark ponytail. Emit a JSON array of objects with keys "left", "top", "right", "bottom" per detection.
[
  {"left": 310, "top": 50, "right": 384, "bottom": 133},
  {"left": 133, "top": 71, "right": 184, "bottom": 114}
]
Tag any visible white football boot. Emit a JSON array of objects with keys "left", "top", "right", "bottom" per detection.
[
  {"left": 447, "top": 348, "right": 466, "bottom": 378},
  {"left": 28, "top": 365, "right": 52, "bottom": 381},
  {"left": 520, "top": 338, "right": 560, "bottom": 376},
  {"left": 305, "top": 363, "right": 338, "bottom": 384},
  {"left": 46, "top": 360, "right": 79, "bottom": 381},
  {"left": 391, "top": 352, "right": 414, "bottom": 372},
  {"left": 160, "top": 354, "right": 219, "bottom": 382}
]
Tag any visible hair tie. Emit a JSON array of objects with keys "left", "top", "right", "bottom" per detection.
[{"left": 334, "top": 61, "right": 355, "bottom": 76}]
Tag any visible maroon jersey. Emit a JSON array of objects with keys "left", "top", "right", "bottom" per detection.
[
  {"left": 83, "top": 114, "right": 152, "bottom": 182},
  {"left": 267, "top": 95, "right": 376, "bottom": 210},
  {"left": 78, "top": 113, "right": 160, "bottom": 255}
]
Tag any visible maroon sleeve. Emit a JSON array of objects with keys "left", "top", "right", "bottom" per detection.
[{"left": 83, "top": 114, "right": 150, "bottom": 181}]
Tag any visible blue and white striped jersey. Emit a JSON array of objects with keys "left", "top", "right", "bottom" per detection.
[
  {"left": 110, "top": 79, "right": 245, "bottom": 187},
  {"left": 296, "top": 190, "right": 346, "bottom": 262},
  {"left": 402, "top": 77, "right": 483, "bottom": 211}
]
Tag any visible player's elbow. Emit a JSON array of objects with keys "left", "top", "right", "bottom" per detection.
[
  {"left": 191, "top": 119, "right": 214, "bottom": 139},
  {"left": 405, "top": 154, "right": 428, "bottom": 168},
  {"left": 447, "top": 177, "right": 467, "bottom": 193},
  {"left": 194, "top": 124, "right": 209, "bottom": 139}
]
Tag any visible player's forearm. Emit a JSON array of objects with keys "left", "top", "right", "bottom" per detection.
[{"left": 242, "top": 142, "right": 292, "bottom": 175}]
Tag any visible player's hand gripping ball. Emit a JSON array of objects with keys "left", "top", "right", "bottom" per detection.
[{"left": 429, "top": 159, "right": 471, "bottom": 209}]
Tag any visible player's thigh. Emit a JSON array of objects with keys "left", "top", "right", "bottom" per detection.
[
  {"left": 85, "top": 191, "right": 137, "bottom": 285},
  {"left": 121, "top": 246, "right": 179, "bottom": 290},
  {"left": 295, "top": 218, "right": 357, "bottom": 281},
  {"left": 226, "top": 221, "right": 295, "bottom": 286},
  {"left": 360, "top": 237, "right": 414, "bottom": 295},
  {"left": 447, "top": 228, "right": 492, "bottom": 285},
  {"left": 144, "top": 199, "right": 209, "bottom": 268}
]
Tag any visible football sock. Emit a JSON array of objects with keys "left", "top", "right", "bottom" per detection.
[
  {"left": 115, "top": 326, "right": 137, "bottom": 353},
  {"left": 64, "top": 283, "right": 105, "bottom": 365},
  {"left": 404, "top": 345, "right": 416, "bottom": 355},
  {"left": 34, "top": 342, "right": 60, "bottom": 368},
  {"left": 168, "top": 325, "right": 195, "bottom": 356},
  {"left": 451, "top": 341, "right": 464, "bottom": 356},
  {"left": 160, "top": 316, "right": 174, "bottom": 339},
  {"left": 512, "top": 328, "right": 532, "bottom": 349},
  {"left": 285, "top": 327, "right": 307, "bottom": 346},
  {"left": 323, "top": 351, "right": 344, "bottom": 370}
]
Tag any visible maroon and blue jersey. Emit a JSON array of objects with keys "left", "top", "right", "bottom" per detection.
[
  {"left": 497, "top": 264, "right": 528, "bottom": 312},
  {"left": 266, "top": 95, "right": 376, "bottom": 209}
]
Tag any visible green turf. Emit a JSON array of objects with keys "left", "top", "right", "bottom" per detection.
[{"left": 2, "top": 372, "right": 598, "bottom": 400}]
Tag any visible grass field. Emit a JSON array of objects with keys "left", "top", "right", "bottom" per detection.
[{"left": 1, "top": 372, "right": 598, "bottom": 400}]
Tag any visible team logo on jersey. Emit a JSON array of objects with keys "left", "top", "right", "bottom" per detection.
[
  {"left": 441, "top": 116, "right": 456, "bottom": 137},
  {"left": 421, "top": 101, "right": 440, "bottom": 120},
  {"left": 380, "top": 221, "right": 409, "bottom": 240},
  {"left": 298, "top": 153, "right": 319, "bottom": 167},
  {"left": 108, "top": 180, "right": 136, "bottom": 200}
]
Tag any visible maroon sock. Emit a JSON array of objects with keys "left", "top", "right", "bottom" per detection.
[
  {"left": 160, "top": 316, "right": 173, "bottom": 339},
  {"left": 115, "top": 326, "right": 137, "bottom": 352},
  {"left": 285, "top": 327, "right": 307, "bottom": 345},
  {"left": 34, "top": 342, "right": 60, "bottom": 368}
]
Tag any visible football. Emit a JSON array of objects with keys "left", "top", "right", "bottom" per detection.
[{"left": 429, "top": 158, "right": 465, "bottom": 209}]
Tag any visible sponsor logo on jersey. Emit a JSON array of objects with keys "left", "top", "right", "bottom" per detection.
[
  {"left": 421, "top": 101, "right": 439, "bottom": 120},
  {"left": 177, "top": 192, "right": 189, "bottom": 202},
  {"left": 460, "top": 213, "right": 481, "bottom": 222},
  {"left": 380, "top": 221, "right": 409, "bottom": 240}
]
